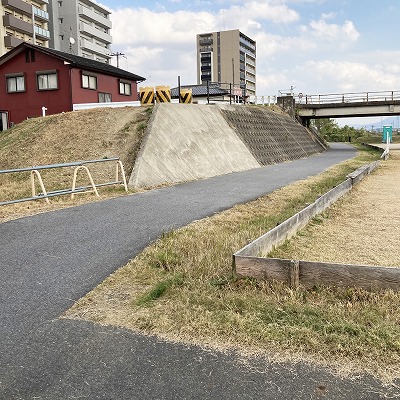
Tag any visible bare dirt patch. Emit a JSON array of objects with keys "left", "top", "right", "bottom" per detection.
[{"left": 270, "top": 151, "right": 400, "bottom": 267}]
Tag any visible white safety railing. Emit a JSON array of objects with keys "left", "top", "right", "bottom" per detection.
[
  {"left": 0, "top": 157, "right": 128, "bottom": 206},
  {"left": 299, "top": 90, "right": 400, "bottom": 105}
]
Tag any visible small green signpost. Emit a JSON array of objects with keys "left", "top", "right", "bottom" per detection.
[{"left": 382, "top": 125, "right": 393, "bottom": 143}]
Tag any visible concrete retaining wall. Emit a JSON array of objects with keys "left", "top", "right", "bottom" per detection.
[
  {"left": 129, "top": 103, "right": 325, "bottom": 188},
  {"left": 129, "top": 103, "right": 259, "bottom": 188}
]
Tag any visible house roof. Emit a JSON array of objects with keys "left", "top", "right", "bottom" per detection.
[
  {"left": 0, "top": 42, "right": 146, "bottom": 82},
  {"left": 170, "top": 84, "right": 230, "bottom": 98}
]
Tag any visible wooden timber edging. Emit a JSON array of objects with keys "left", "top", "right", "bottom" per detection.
[
  {"left": 234, "top": 257, "right": 400, "bottom": 292},
  {"left": 233, "top": 160, "right": 400, "bottom": 291}
]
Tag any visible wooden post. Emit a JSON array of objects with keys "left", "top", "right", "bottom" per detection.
[{"left": 290, "top": 260, "right": 300, "bottom": 288}]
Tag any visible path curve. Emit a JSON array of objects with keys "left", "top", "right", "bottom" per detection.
[{"left": 1, "top": 143, "right": 397, "bottom": 399}]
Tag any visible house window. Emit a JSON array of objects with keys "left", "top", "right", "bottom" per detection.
[
  {"left": 82, "top": 72, "right": 97, "bottom": 90},
  {"left": 37, "top": 71, "right": 58, "bottom": 90},
  {"left": 119, "top": 81, "right": 131, "bottom": 96},
  {"left": 6, "top": 74, "right": 25, "bottom": 93},
  {"left": 98, "top": 92, "right": 112, "bottom": 103}
]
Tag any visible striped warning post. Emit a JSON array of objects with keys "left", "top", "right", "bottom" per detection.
[
  {"left": 180, "top": 88, "right": 192, "bottom": 104},
  {"left": 155, "top": 86, "right": 171, "bottom": 103},
  {"left": 139, "top": 87, "right": 154, "bottom": 105}
]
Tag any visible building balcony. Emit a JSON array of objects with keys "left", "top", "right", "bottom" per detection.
[
  {"left": 4, "top": 34, "right": 23, "bottom": 48},
  {"left": 3, "top": 14, "right": 33, "bottom": 35},
  {"left": 33, "top": 6, "right": 49, "bottom": 22},
  {"left": 79, "top": 21, "right": 112, "bottom": 44},
  {"left": 78, "top": 5, "right": 112, "bottom": 29},
  {"left": 2, "top": 0, "right": 31, "bottom": 15},
  {"left": 245, "top": 74, "right": 256, "bottom": 84},
  {"left": 240, "top": 36, "right": 256, "bottom": 51},
  {"left": 199, "top": 46, "right": 213, "bottom": 53},
  {"left": 245, "top": 57, "right": 256, "bottom": 68},
  {"left": 80, "top": 37, "right": 111, "bottom": 57},
  {"left": 34, "top": 25, "right": 50, "bottom": 40},
  {"left": 201, "top": 73, "right": 212, "bottom": 81},
  {"left": 246, "top": 81, "right": 256, "bottom": 90},
  {"left": 199, "top": 38, "right": 213, "bottom": 46},
  {"left": 200, "top": 54, "right": 211, "bottom": 60}
]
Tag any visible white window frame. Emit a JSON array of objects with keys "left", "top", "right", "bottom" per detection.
[
  {"left": 36, "top": 71, "right": 58, "bottom": 91},
  {"left": 82, "top": 72, "right": 97, "bottom": 90},
  {"left": 6, "top": 74, "right": 25, "bottom": 93},
  {"left": 98, "top": 92, "right": 112, "bottom": 103},
  {"left": 119, "top": 80, "right": 131, "bottom": 96}
]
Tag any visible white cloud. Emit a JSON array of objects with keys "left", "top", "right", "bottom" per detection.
[
  {"left": 321, "top": 12, "right": 336, "bottom": 20},
  {"left": 295, "top": 60, "right": 400, "bottom": 93},
  {"left": 308, "top": 19, "right": 360, "bottom": 43},
  {"left": 107, "top": 0, "right": 399, "bottom": 100},
  {"left": 220, "top": 1, "right": 299, "bottom": 25}
]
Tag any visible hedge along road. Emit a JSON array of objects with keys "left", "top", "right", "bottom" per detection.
[{"left": 1, "top": 143, "right": 394, "bottom": 399}]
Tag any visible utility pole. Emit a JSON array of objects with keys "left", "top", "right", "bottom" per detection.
[
  {"left": 111, "top": 52, "right": 126, "bottom": 68},
  {"left": 232, "top": 58, "right": 235, "bottom": 86},
  {"left": 232, "top": 58, "right": 235, "bottom": 103}
]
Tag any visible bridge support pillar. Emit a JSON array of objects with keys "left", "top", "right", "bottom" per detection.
[{"left": 277, "top": 96, "right": 295, "bottom": 119}]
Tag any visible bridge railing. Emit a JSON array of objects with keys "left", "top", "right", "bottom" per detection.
[{"left": 300, "top": 90, "right": 400, "bottom": 105}]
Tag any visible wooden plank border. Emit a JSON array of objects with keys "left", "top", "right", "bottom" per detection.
[
  {"left": 234, "top": 257, "right": 400, "bottom": 291},
  {"left": 233, "top": 160, "right": 400, "bottom": 291}
]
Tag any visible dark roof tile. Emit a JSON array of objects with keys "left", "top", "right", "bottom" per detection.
[
  {"left": 171, "top": 84, "right": 229, "bottom": 98},
  {"left": 0, "top": 42, "right": 146, "bottom": 82}
]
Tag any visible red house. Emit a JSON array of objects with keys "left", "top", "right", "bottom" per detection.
[{"left": 0, "top": 42, "right": 145, "bottom": 129}]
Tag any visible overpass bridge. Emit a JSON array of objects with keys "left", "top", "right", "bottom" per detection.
[{"left": 295, "top": 90, "right": 400, "bottom": 124}]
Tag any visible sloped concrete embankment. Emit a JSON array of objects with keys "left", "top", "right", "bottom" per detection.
[{"left": 129, "top": 103, "right": 325, "bottom": 188}]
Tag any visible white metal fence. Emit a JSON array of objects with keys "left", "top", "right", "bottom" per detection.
[{"left": 0, "top": 157, "right": 128, "bottom": 206}]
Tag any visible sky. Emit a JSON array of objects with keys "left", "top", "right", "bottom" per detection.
[{"left": 96, "top": 0, "right": 400, "bottom": 127}]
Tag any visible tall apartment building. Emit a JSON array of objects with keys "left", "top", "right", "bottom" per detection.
[
  {"left": 48, "top": 0, "right": 112, "bottom": 63},
  {"left": 196, "top": 29, "right": 256, "bottom": 97},
  {"left": 0, "top": 0, "right": 50, "bottom": 55}
]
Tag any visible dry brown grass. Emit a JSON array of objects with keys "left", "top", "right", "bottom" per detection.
[
  {"left": 270, "top": 151, "right": 400, "bottom": 267},
  {"left": 0, "top": 106, "right": 153, "bottom": 222},
  {"left": 2, "top": 113, "right": 398, "bottom": 384},
  {"left": 64, "top": 148, "right": 400, "bottom": 383}
]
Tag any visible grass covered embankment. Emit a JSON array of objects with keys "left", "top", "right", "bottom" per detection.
[{"left": 0, "top": 106, "right": 152, "bottom": 221}]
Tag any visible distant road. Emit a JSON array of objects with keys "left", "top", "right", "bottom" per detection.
[{"left": 1, "top": 143, "right": 397, "bottom": 399}]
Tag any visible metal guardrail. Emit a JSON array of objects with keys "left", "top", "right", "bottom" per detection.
[
  {"left": 298, "top": 90, "right": 400, "bottom": 105},
  {"left": 0, "top": 157, "right": 128, "bottom": 206}
]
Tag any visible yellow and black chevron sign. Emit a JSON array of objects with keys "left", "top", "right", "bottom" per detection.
[
  {"left": 155, "top": 86, "right": 171, "bottom": 103},
  {"left": 180, "top": 89, "right": 192, "bottom": 104},
  {"left": 139, "top": 87, "right": 154, "bottom": 105}
]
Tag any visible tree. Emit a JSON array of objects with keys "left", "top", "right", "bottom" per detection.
[{"left": 312, "top": 118, "right": 339, "bottom": 136}]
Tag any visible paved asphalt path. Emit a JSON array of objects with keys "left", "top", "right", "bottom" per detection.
[{"left": 1, "top": 143, "right": 398, "bottom": 399}]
